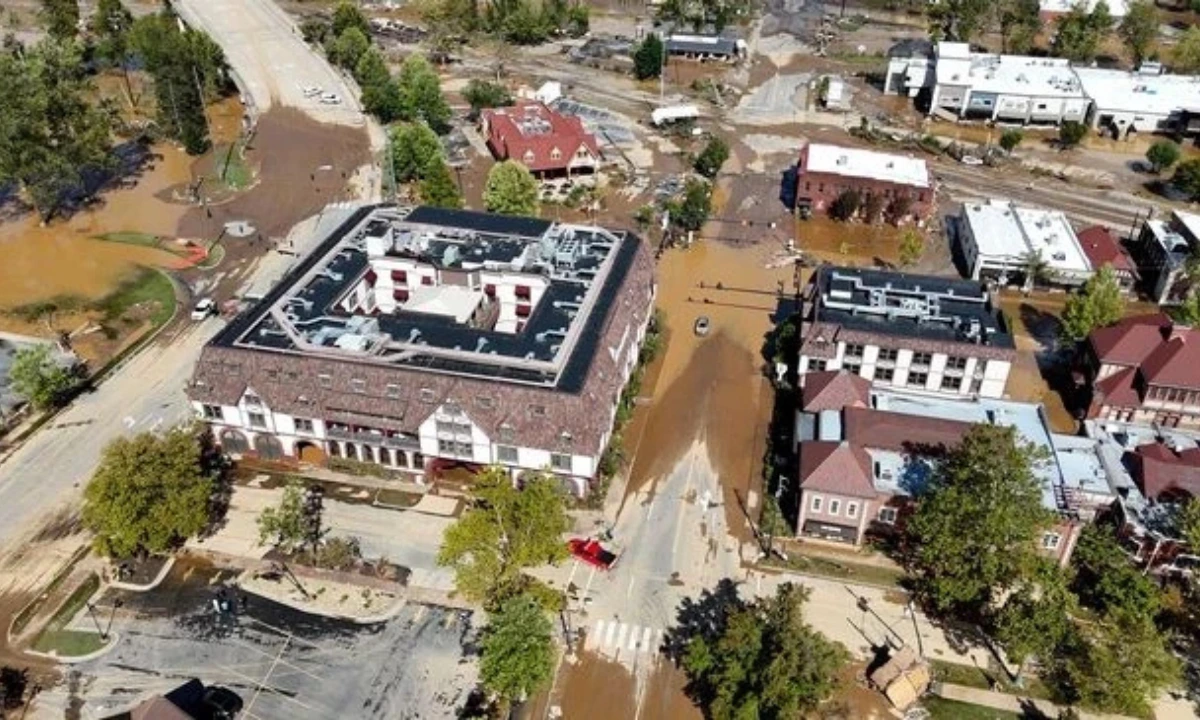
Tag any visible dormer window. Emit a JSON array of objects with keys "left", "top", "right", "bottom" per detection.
[
  {"left": 523, "top": 150, "right": 535, "bottom": 162},
  {"left": 244, "top": 393, "right": 262, "bottom": 408},
  {"left": 529, "top": 404, "right": 547, "bottom": 418},
  {"left": 550, "top": 147, "right": 562, "bottom": 160},
  {"left": 419, "top": 388, "right": 436, "bottom": 403}
]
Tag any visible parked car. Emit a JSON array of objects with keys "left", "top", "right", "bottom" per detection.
[
  {"left": 959, "top": 155, "right": 984, "bottom": 166},
  {"left": 320, "top": 92, "right": 341, "bottom": 105},
  {"left": 190, "top": 298, "right": 216, "bottom": 321},
  {"left": 694, "top": 316, "right": 711, "bottom": 336},
  {"left": 301, "top": 85, "right": 322, "bottom": 98},
  {"left": 568, "top": 538, "right": 619, "bottom": 570},
  {"left": 201, "top": 686, "right": 244, "bottom": 719}
]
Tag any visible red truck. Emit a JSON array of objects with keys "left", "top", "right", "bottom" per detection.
[{"left": 568, "top": 538, "right": 619, "bottom": 570}]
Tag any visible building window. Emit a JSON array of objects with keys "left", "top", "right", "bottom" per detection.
[
  {"left": 438, "top": 439, "right": 473, "bottom": 457},
  {"left": 946, "top": 356, "right": 967, "bottom": 372},
  {"left": 844, "top": 343, "right": 864, "bottom": 359},
  {"left": 497, "top": 445, "right": 519, "bottom": 463},
  {"left": 499, "top": 423, "right": 515, "bottom": 443},
  {"left": 809, "top": 359, "right": 827, "bottom": 372},
  {"left": 476, "top": 395, "right": 495, "bottom": 410},
  {"left": 516, "top": 303, "right": 532, "bottom": 317},
  {"left": 295, "top": 418, "right": 315, "bottom": 434},
  {"left": 878, "top": 507, "right": 897, "bottom": 524},
  {"left": 419, "top": 388, "right": 436, "bottom": 403},
  {"left": 244, "top": 393, "right": 262, "bottom": 408},
  {"left": 843, "top": 361, "right": 861, "bottom": 376},
  {"left": 550, "top": 147, "right": 562, "bottom": 160},
  {"left": 202, "top": 404, "right": 222, "bottom": 420},
  {"left": 350, "top": 378, "right": 366, "bottom": 394},
  {"left": 529, "top": 404, "right": 547, "bottom": 418},
  {"left": 391, "top": 270, "right": 407, "bottom": 283},
  {"left": 318, "top": 374, "right": 332, "bottom": 388},
  {"left": 810, "top": 495, "right": 823, "bottom": 513},
  {"left": 550, "top": 453, "right": 572, "bottom": 472},
  {"left": 248, "top": 412, "right": 266, "bottom": 429},
  {"left": 828, "top": 499, "right": 841, "bottom": 516},
  {"left": 1042, "top": 532, "right": 1062, "bottom": 550},
  {"left": 908, "top": 371, "right": 929, "bottom": 388},
  {"left": 911, "top": 352, "right": 932, "bottom": 367},
  {"left": 875, "top": 367, "right": 895, "bottom": 383},
  {"left": 877, "top": 348, "right": 899, "bottom": 363},
  {"left": 515, "top": 285, "right": 531, "bottom": 299},
  {"left": 846, "top": 502, "right": 859, "bottom": 519},
  {"left": 484, "top": 284, "right": 496, "bottom": 297},
  {"left": 386, "top": 384, "right": 401, "bottom": 398},
  {"left": 422, "top": 276, "right": 434, "bottom": 286},
  {"left": 941, "top": 375, "right": 961, "bottom": 391}
]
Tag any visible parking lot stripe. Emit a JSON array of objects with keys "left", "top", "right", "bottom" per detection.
[
  {"left": 641, "top": 626, "right": 653, "bottom": 651},
  {"left": 604, "top": 620, "right": 618, "bottom": 648},
  {"left": 615, "top": 623, "right": 629, "bottom": 650},
  {"left": 627, "top": 626, "right": 640, "bottom": 651},
  {"left": 587, "top": 620, "right": 603, "bottom": 650}
]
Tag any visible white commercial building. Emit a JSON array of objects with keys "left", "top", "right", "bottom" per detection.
[
  {"left": 1075, "top": 66, "right": 1200, "bottom": 136},
  {"left": 1040, "top": 0, "right": 1129, "bottom": 18},
  {"left": 959, "top": 200, "right": 1093, "bottom": 286}
]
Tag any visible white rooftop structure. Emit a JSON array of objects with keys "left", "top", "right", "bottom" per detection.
[
  {"left": 961, "top": 200, "right": 1092, "bottom": 284},
  {"left": 1040, "top": 0, "right": 1129, "bottom": 17},
  {"left": 935, "top": 43, "right": 1084, "bottom": 99},
  {"left": 651, "top": 104, "right": 700, "bottom": 126},
  {"left": 404, "top": 285, "right": 484, "bottom": 324},
  {"left": 1075, "top": 67, "right": 1200, "bottom": 117},
  {"left": 803, "top": 143, "right": 930, "bottom": 188}
]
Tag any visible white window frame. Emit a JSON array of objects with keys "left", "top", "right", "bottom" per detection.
[
  {"left": 550, "top": 453, "right": 572, "bottom": 472},
  {"left": 294, "top": 418, "right": 315, "bottom": 434},
  {"left": 1042, "top": 532, "right": 1062, "bottom": 550},
  {"left": 496, "top": 445, "right": 519, "bottom": 464},
  {"left": 846, "top": 502, "right": 859, "bottom": 519},
  {"left": 878, "top": 506, "right": 897, "bottom": 524},
  {"left": 810, "top": 495, "right": 823, "bottom": 513},
  {"left": 828, "top": 499, "right": 841, "bottom": 516},
  {"left": 248, "top": 411, "right": 267, "bottom": 429}
]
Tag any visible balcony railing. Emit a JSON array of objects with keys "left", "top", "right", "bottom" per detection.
[{"left": 327, "top": 426, "right": 420, "bottom": 450}]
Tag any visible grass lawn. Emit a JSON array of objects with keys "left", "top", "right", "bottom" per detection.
[
  {"left": 764, "top": 550, "right": 907, "bottom": 589},
  {"left": 94, "top": 268, "right": 176, "bottom": 327},
  {"left": 931, "top": 659, "right": 1054, "bottom": 702},
  {"left": 33, "top": 629, "right": 108, "bottom": 657},
  {"left": 94, "top": 231, "right": 161, "bottom": 248},
  {"left": 921, "top": 696, "right": 1021, "bottom": 720},
  {"left": 213, "top": 143, "right": 253, "bottom": 190}
]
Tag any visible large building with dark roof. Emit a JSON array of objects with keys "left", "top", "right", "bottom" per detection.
[
  {"left": 187, "top": 205, "right": 656, "bottom": 494},
  {"left": 797, "top": 266, "right": 1016, "bottom": 398}
]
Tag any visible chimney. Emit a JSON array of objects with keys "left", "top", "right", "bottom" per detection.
[{"left": 1165, "top": 321, "right": 1190, "bottom": 343}]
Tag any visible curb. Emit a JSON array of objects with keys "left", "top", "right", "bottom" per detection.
[
  {"left": 24, "top": 631, "right": 120, "bottom": 665},
  {"left": 234, "top": 569, "right": 409, "bottom": 625},
  {"left": 108, "top": 556, "right": 176, "bottom": 593},
  {"left": 754, "top": 562, "right": 911, "bottom": 596}
]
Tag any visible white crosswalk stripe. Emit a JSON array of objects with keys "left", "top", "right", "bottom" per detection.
[{"left": 586, "top": 620, "right": 664, "bottom": 656}]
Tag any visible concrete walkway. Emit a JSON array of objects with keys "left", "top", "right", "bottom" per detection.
[{"left": 939, "top": 682, "right": 1134, "bottom": 720}]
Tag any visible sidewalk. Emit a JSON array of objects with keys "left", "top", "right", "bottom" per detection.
[{"left": 938, "top": 683, "right": 1134, "bottom": 720}]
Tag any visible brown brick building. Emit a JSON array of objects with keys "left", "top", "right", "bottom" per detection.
[{"left": 795, "top": 143, "right": 934, "bottom": 223}]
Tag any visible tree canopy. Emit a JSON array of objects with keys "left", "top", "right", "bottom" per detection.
[
  {"left": 898, "top": 229, "right": 925, "bottom": 267},
  {"left": 999, "top": 129, "right": 1024, "bottom": 152},
  {"left": 1058, "top": 121, "right": 1088, "bottom": 149},
  {"left": 332, "top": 1, "right": 372, "bottom": 38},
  {"left": 1056, "top": 610, "right": 1180, "bottom": 716},
  {"left": 693, "top": 136, "right": 730, "bottom": 179},
  {"left": 633, "top": 34, "right": 665, "bottom": 80},
  {"left": 999, "top": 0, "right": 1041, "bottom": 53},
  {"left": 82, "top": 426, "right": 218, "bottom": 558},
  {"left": 0, "top": 40, "right": 114, "bottom": 220},
  {"left": 1146, "top": 139, "right": 1181, "bottom": 173},
  {"left": 390, "top": 122, "right": 444, "bottom": 183},
  {"left": 397, "top": 54, "right": 452, "bottom": 133},
  {"left": 667, "top": 178, "right": 713, "bottom": 233},
  {"left": 993, "top": 560, "right": 1077, "bottom": 668},
  {"left": 1119, "top": 0, "right": 1159, "bottom": 64},
  {"left": 679, "top": 582, "right": 848, "bottom": 719},
  {"left": 479, "top": 593, "right": 557, "bottom": 702},
  {"left": 462, "top": 79, "right": 514, "bottom": 117},
  {"left": 905, "top": 424, "right": 1053, "bottom": 616},
  {"left": 1069, "top": 522, "right": 1161, "bottom": 618},
  {"left": 484, "top": 160, "right": 540, "bottom": 216},
  {"left": 1060, "top": 266, "right": 1125, "bottom": 343},
  {"left": 257, "top": 482, "right": 321, "bottom": 554},
  {"left": 1171, "top": 157, "right": 1200, "bottom": 200},
  {"left": 437, "top": 467, "right": 569, "bottom": 608},
  {"left": 1171, "top": 26, "right": 1200, "bottom": 74},
  {"left": 7, "top": 344, "right": 75, "bottom": 412},
  {"left": 327, "top": 27, "right": 371, "bottom": 72},
  {"left": 40, "top": 0, "right": 79, "bottom": 40},
  {"left": 420, "top": 156, "right": 464, "bottom": 208}
]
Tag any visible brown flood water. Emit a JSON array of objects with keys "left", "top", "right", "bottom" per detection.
[{"left": 624, "top": 241, "right": 794, "bottom": 540}]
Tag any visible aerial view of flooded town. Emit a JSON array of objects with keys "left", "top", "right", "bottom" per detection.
[{"left": 3, "top": 0, "right": 1200, "bottom": 717}]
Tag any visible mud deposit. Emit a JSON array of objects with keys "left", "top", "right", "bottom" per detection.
[{"left": 554, "top": 652, "right": 640, "bottom": 720}]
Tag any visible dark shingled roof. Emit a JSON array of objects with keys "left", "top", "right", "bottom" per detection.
[{"left": 801, "top": 371, "right": 870, "bottom": 412}]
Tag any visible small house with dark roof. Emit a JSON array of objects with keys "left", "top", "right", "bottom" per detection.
[{"left": 1076, "top": 225, "right": 1137, "bottom": 292}]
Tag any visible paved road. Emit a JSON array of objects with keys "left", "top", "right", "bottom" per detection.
[{"left": 174, "top": 0, "right": 364, "bottom": 126}]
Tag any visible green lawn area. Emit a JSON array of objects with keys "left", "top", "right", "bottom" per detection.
[
  {"left": 764, "top": 550, "right": 907, "bottom": 589},
  {"left": 920, "top": 696, "right": 1021, "bottom": 720},
  {"left": 93, "top": 268, "right": 176, "bottom": 328},
  {"left": 213, "top": 143, "right": 253, "bottom": 190},
  {"left": 33, "top": 629, "right": 108, "bottom": 657},
  {"left": 94, "top": 231, "right": 161, "bottom": 248},
  {"left": 931, "top": 659, "right": 1054, "bottom": 702}
]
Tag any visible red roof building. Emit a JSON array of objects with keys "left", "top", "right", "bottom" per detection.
[
  {"left": 1083, "top": 313, "right": 1200, "bottom": 430},
  {"left": 1077, "top": 225, "right": 1138, "bottom": 292},
  {"left": 481, "top": 102, "right": 601, "bottom": 176}
]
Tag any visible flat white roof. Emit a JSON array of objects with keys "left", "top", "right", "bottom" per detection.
[
  {"left": 1040, "top": 0, "right": 1128, "bottom": 16},
  {"left": 1174, "top": 208, "right": 1200, "bottom": 241},
  {"left": 803, "top": 143, "right": 930, "bottom": 188},
  {"left": 1075, "top": 67, "right": 1200, "bottom": 117},
  {"left": 405, "top": 285, "right": 484, "bottom": 324},
  {"left": 963, "top": 200, "right": 1092, "bottom": 276},
  {"left": 935, "top": 42, "right": 1084, "bottom": 99}
]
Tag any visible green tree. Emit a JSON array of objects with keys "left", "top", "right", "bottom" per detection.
[
  {"left": 928, "top": 0, "right": 992, "bottom": 42},
  {"left": 1057, "top": 610, "right": 1180, "bottom": 716},
  {"left": 355, "top": 48, "right": 403, "bottom": 122},
  {"left": 89, "top": 0, "right": 136, "bottom": 107},
  {"left": 994, "top": 561, "right": 1076, "bottom": 673},
  {"left": 829, "top": 188, "right": 861, "bottom": 221},
  {"left": 397, "top": 53, "right": 452, "bottom": 133},
  {"left": 1172, "top": 26, "right": 1200, "bottom": 74},
  {"left": 82, "top": 426, "right": 217, "bottom": 558},
  {"left": 759, "top": 494, "right": 789, "bottom": 555},
  {"left": 681, "top": 583, "right": 849, "bottom": 719},
  {"left": 420, "top": 156, "right": 464, "bottom": 208},
  {"left": 1069, "top": 522, "right": 1160, "bottom": 618},
  {"left": 1171, "top": 157, "right": 1200, "bottom": 199},
  {"left": 693, "top": 136, "right": 729, "bottom": 179},
  {"left": 437, "top": 467, "right": 569, "bottom": 608},
  {"left": 40, "top": 0, "right": 79, "bottom": 40},
  {"left": 0, "top": 41, "right": 114, "bottom": 221},
  {"left": 1178, "top": 497, "right": 1200, "bottom": 551},
  {"left": 462, "top": 79, "right": 514, "bottom": 117},
  {"left": 390, "top": 121, "right": 444, "bottom": 182},
  {"left": 484, "top": 160, "right": 540, "bottom": 216},
  {"left": 479, "top": 594, "right": 556, "bottom": 703},
  {"left": 257, "top": 482, "right": 316, "bottom": 553},
  {"left": 1058, "top": 121, "right": 1088, "bottom": 149},
  {"left": 906, "top": 424, "right": 1053, "bottom": 616},
  {"left": 1120, "top": 0, "right": 1159, "bottom": 64},
  {"left": 331, "top": 0, "right": 372, "bottom": 38},
  {"left": 898, "top": 229, "right": 925, "bottom": 267},
  {"left": 1174, "top": 290, "right": 1200, "bottom": 326},
  {"left": 565, "top": 3, "right": 589, "bottom": 36},
  {"left": 999, "top": 0, "right": 1041, "bottom": 53},
  {"left": 7, "top": 344, "right": 75, "bottom": 412},
  {"left": 633, "top": 33, "right": 665, "bottom": 80},
  {"left": 999, "top": 129, "right": 1024, "bottom": 152},
  {"left": 1146, "top": 139, "right": 1181, "bottom": 173},
  {"left": 1053, "top": 4, "right": 1109, "bottom": 63},
  {"left": 327, "top": 27, "right": 370, "bottom": 71},
  {"left": 1060, "top": 266, "right": 1126, "bottom": 343},
  {"left": 667, "top": 178, "right": 712, "bottom": 233}
]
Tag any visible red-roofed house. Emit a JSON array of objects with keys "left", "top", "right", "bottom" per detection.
[
  {"left": 1077, "top": 226, "right": 1137, "bottom": 293},
  {"left": 1082, "top": 314, "right": 1200, "bottom": 429},
  {"left": 800, "top": 370, "right": 870, "bottom": 412},
  {"left": 481, "top": 102, "right": 601, "bottom": 177}
]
